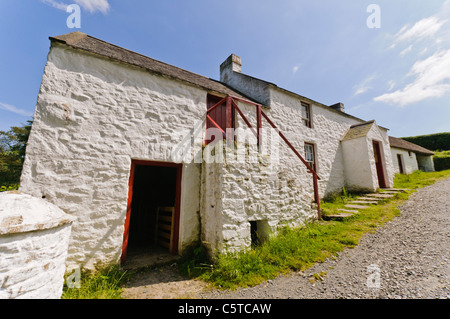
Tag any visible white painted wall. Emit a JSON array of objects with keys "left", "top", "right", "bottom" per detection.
[
  {"left": 366, "top": 123, "right": 394, "bottom": 189},
  {"left": 390, "top": 147, "right": 418, "bottom": 174},
  {"left": 20, "top": 44, "right": 204, "bottom": 269},
  {"left": 220, "top": 63, "right": 394, "bottom": 195},
  {"left": 342, "top": 123, "right": 394, "bottom": 191},
  {"left": 0, "top": 191, "right": 74, "bottom": 299},
  {"left": 342, "top": 136, "right": 374, "bottom": 191},
  {"left": 21, "top": 45, "right": 396, "bottom": 264},
  {"left": 416, "top": 154, "right": 435, "bottom": 172}
]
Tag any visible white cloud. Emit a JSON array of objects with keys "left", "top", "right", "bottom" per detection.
[
  {"left": 387, "top": 80, "right": 396, "bottom": 91},
  {"left": 41, "top": 0, "right": 109, "bottom": 13},
  {"left": 292, "top": 65, "right": 299, "bottom": 75},
  {"left": 399, "top": 44, "right": 413, "bottom": 57},
  {"left": 0, "top": 103, "right": 34, "bottom": 117},
  {"left": 353, "top": 75, "right": 375, "bottom": 96},
  {"left": 374, "top": 49, "right": 450, "bottom": 106},
  {"left": 75, "top": 0, "right": 109, "bottom": 13},
  {"left": 41, "top": 0, "right": 68, "bottom": 10},
  {"left": 392, "top": 16, "right": 446, "bottom": 48}
]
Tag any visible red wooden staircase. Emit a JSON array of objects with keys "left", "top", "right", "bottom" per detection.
[{"left": 206, "top": 95, "right": 322, "bottom": 219}]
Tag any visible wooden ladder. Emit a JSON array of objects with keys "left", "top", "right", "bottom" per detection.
[{"left": 155, "top": 206, "right": 175, "bottom": 251}]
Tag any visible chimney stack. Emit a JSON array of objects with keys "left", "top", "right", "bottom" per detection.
[
  {"left": 329, "top": 102, "right": 345, "bottom": 113},
  {"left": 220, "top": 54, "right": 241, "bottom": 82}
]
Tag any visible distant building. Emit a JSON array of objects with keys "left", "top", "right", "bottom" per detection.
[{"left": 389, "top": 136, "right": 435, "bottom": 174}]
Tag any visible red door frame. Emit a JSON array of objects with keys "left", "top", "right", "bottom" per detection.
[
  {"left": 372, "top": 140, "right": 387, "bottom": 188},
  {"left": 121, "top": 160, "right": 182, "bottom": 264}
]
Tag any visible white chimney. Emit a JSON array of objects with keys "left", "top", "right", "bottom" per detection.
[{"left": 220, "top": 54, "right": 241, "bottom": 82}]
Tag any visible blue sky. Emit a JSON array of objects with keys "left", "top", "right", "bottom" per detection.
[{"left": 0, "top": 0, "right": 449, "bottom": 138}]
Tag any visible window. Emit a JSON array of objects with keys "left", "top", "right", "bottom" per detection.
[
  {"left": 304, "top": 142, "right": 316, "bottom": 172},
  {"left": 301, "top": 102, "right": 312, "bottom": 128}
]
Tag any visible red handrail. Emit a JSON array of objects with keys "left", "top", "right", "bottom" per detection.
[{"left": 215, "top": 95, "right": 322, "bottom": 219}]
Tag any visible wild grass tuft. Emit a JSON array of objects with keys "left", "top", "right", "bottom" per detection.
[{"left": 61, "top": 265, "right": 131, "bottom": 299}]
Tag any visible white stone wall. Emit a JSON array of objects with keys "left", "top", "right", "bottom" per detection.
[
  {"left": 390, "top": 147, "right": 419, "bottom": 174},
  {"left": 221, "top": 67, "right": 394, "bottom": 195},
  {"left": 0, "top": 224, "right": 72, "bottom": 299},
  {"left": 20, "top": 44, "right": 205, "bottom": 269},
  {"left": 416, "top": 154, "right": 435, "bottom": 172},
  {"left": 342, "top": 136, "right": 374, "bottom": 191},
  {"left": 342, "top": 124, "right": 394, "bottom": 191},
  {"left": 0, "top": 191, "right": 74, "bottom": 299},
  {"left": 201, "top": 141, "right": 316, "bottom": 254},
  {"left": 366, "top": 123, "right": 394, "bottom": 189}
]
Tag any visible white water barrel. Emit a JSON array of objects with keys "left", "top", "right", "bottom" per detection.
[{"left": 0, "top": 191, "right": 75, "bottom": 299}]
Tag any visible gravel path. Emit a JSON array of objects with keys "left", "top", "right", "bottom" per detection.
[{"left": 200, "top": 177, "right": 450, "bottom": 299}]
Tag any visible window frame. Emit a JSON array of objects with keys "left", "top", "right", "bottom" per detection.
[
  {"left": 301, "top": 102, "right": 312, "bottom": 128},
  {"left": 304, "top": 142, "right": 317, "bottom": 172}
]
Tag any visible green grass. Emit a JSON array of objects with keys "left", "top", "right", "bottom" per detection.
[
  {"left": 191, "top": 199, "right": 403, "bottom": 289},
  {"left": 393, "top": 169, "right": 450, "bottom": 189},
  {"left": 62, "top": 170, "right": 450, "bottom": 297},
  {"left": 61, "top": 266, "right": 130, "bottom": 299},
  {"left": 179, "top": 170, "right": 450, "bottom": 290}
]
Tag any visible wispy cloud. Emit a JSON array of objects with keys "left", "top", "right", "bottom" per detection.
[
  {"left": 387, "top": 80, "right": 396, "bottom": 91},
  {"left": 391, "top": 16, "right": 446, "bottom": 48},
  {"left": 41, "top": 0, "right": 110, "bottom": 14},
  {"left": 353, "top": 75, "right": 375, "bottom": 96},
  {"left": 0, "top": 102, "right": 34, "bottom": 117},
  {"left": 374, "top": 49, "right": 450, "bottom": 106},
  {"left": 292, "top": 65, "right": 300, "bottom": 75},
  {"left": 399, "top": 44, "right": 413, "bottom": 57}
]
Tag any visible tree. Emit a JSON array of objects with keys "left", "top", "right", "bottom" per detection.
[{"left": 0, "top": 120, "right": 33, "bottom": 186}]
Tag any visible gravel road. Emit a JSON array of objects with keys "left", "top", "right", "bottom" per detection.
[{"left": 201, "top": 177, "right": 450, "bottom": 299}]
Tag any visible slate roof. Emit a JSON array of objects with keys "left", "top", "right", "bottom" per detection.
[
  {"left": 341, "top": 121, "right": 375, "bottom": 141},
  {"left": 388, "top": 136, "right": 434, "bottom": 155},
  {"left": 50, "top": 32, "right": 250, "bottom": 101}
]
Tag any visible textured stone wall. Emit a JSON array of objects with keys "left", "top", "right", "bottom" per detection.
[
  {"left": 201, "top": 141, "right": 316, "bottom": 254},
  {"left": 0, "top": 224, "right": 72, "bottom": 299},
  {"left": 20, "top": 44, "right": 205, "bottom": 269}
]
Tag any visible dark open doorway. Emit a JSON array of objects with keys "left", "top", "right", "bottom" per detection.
[
  {"left": 372, "top": 140, "right": 387, "bottom": 188},
  {"left": 121, "top": 160, "right": 182, "bottom": 265},
  {"left": 397, "top": 154, "right": 405, "bottom": 174}
]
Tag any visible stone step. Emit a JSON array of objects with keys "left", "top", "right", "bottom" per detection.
[
  {"left": 337, "top": 209, "right": 359, "bottom": 214},
  {"left": 381, "top": 188, "right": 409, "bottom": 192},
  {"left": 345, "top": 204, "right": 370, "bottom": 209},
  {"left": 365, "top": 193, "right": 394, "bottom": 198},
  {"left": 349, "top": 200, "right": 378, "bottom": 205},
  {"left": 357, "top": 196, "right": 384, "bottom": 201},
  {"left": 323, "top": 213, "right": 354, "bottom": 221}
]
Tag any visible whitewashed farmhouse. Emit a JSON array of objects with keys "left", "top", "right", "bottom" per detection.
[
  {"left": 389, "top": 136, "right": 435, "bottom": 174},
  {"left": 20, "top": 32, "right": 395, "bottom": 269}
]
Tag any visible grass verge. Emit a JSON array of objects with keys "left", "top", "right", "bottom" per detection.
[
  {"left": 61, "top": 266, "right": 130, "bottom": 299},
  {"left": 179, "top": 170, "right": 450, "bottom": 290},
  {"left": 62, "top": 169, "right": 450, "bottom": 297}
]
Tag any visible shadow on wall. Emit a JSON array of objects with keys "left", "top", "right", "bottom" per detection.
[{"left": 323, "top": 143, "right": 346, "bottom": 198}]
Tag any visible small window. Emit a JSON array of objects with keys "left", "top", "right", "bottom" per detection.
[
  {"left": 301, "top": 102, "right": 312, "bottom": 128},
  {"left": 304, "top": 142, "right": 316, "bottom": 172}
]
